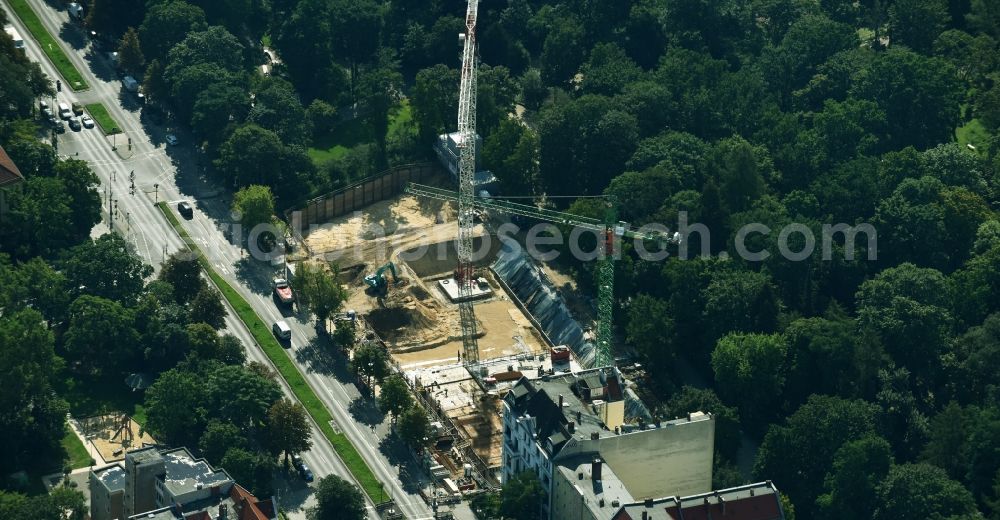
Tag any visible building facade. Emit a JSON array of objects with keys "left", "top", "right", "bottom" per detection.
[{"left": 501, "top": 368, "right": 716, "bottom": 519}]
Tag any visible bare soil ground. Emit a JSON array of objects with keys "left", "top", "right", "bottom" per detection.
[
  {"left": 78, "top": 415, "right": 155, "bottom": 463},
  {"left": 304, "top": 195, "right": 459, "bottom": 268}
]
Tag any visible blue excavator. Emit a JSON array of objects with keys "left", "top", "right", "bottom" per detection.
[{"left": 364, "top": 262, "right": 398, "bottom": 296}]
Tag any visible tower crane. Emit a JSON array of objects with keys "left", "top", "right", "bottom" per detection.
[
  {"left": 405, "top": 184, "right": 681, "bottom": 369},
  {"left": 455, "top": 0, "right": 482, "bottom": 377}
]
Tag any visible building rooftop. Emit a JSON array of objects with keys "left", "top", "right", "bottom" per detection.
[
  {"left": 505, "top": 368, "right": 630, "bottom": 455},
  {"left": 614, "top": 482, "right": 784, "bottom": 520},
  {"left": 556, "top": 455, "right": 635, "bottom": 519},
  {"left": 161, "top": 448, "right": 232, "bottom": 497},
  {"left": 127, "top": 446, "right": 165, "bottom": 466},
  {"left": 0, "top": 144, "right": 24, "bottom": 188},
  {"left": 93, "top": 464, "right": 128, "bottom": 492}
]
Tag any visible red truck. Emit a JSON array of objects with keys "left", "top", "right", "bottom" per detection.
[{"left": 273, "top": 277, "right": 294, "bottom": 305}]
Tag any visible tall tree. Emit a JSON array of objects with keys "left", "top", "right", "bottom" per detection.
[
  {"left": 309, "top": 475, "right": 366, "bottom": 520},
  {"left": 117, "top": 27, "right": 145, "bottom": 75},
  {"left": 159, "top": 252, "right": 204, "bottom": 303},
  {"left": 856, "top": 263, "right": 953, "bottom": 379},
  {"left": 874, "top": 464, "right": 979, "bottom": 519},
  {"left": 248, "top": 77, "right": 311, "bottom": 146},
  {"left": 849, "top": 47, "right": 962, "bottom": 150},
  {"left": 482, "top": 119, "right": 539, "bottom": 195},
  {"left": 889, "top": 0, "right": 951, "bottom": 53},
  {"left": 231, "top": 185, "right": 276, "bottom": 234},
  {"left": 626, "top": 295, "right": 676, "bottom": 373},
  {"left": 816, "top": 436, "right": 894, "bottom": 520},
  {"left": 500, "top": 472, "right": 544, "bottom": 520},
  {"left": 378, "top": 374, "right": 412, "bottom": 422},
  {"left": 397, "top": 404, "right": 430, "bottom": 448},
  {"left": 198, "top": 419, "right": 249, "bottom": 465},
  {"left": 139, "top": 0, "right": 208, "bottom": 63},
  {"left": 358, "top": 53, "right": 403, "bottom": 168},
  {"left": 0, "top": 309, "right": 68, "bottom": 477},
  {"left": 351, "top": 342, "right": 389, "bottom": 387},
  {"left": 266, "top": 399, "right": 312, "bottom": 465},
  {"left": 712, "top": 333, "right": 788, "bottom": 429},
  {"left": 63, "top": 295, "right": 139, "bottom": 376},
  {"left": 215, "top": 126, "right": 286, "bottom": 189},
  {"left": 206, "top": 364, "right": 281, "bottom": 428},
  {"left": 293, "top": 262, "right": 348, "bottom": 330},
  {"left": 411, "top": 65, "right": 459, "bottom": 145},
  {"left": 754, "top": 396, "right": 880, "bottom": 518},
  {"left": 220, "top": 447, "right": 277, "bottom": 497},
  {"left": 52, "top": 159, "right": 101, "bottom": 242},
  {"left": 61, "top": 234, "right": 153, "bottom": 306},
  {"left": 145, "top": 368, "right": 208, "bottom": 446},
  {"left": 85, "top": 0, "right": 144, "bottom": 39},
  {"left": 188, "top": 286, "right": 226, "bottom": 328}
]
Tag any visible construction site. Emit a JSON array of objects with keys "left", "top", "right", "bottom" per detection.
[
  {"left": 302, "top": 187, "right": 589, "bottom": 481},
  {"left": 294, "top": 0, "right": 663, "bottom": 500}
]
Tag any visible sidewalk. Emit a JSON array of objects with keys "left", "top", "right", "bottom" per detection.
[{"left": 66, "top": 417, "right": 108, "bottom": 468}]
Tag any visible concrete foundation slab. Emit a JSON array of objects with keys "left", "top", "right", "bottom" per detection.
[{"left": 438, "top": 277, "right": 493, "bottom": 302}]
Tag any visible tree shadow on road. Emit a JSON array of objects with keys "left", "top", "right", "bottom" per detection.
[
  {"left": 270, "top": 468, "right": 311, "bottom": 514},
  {"left": 348, "top": 396, "right": 385, "bottom": 428},
  {"left": 377, "top": 433, "right": 428, "bottom": 494},
  {"left": 294, "top": 336, "right": 344, "bottom": 376},
  {"left": 234, "top": 256, "right": 276, "bottom": 296},
  {"left": 82, "top": 48, "right": 117, "bottom": 82},
  {"left": 58, "top": 22, "right": 86, "bottom": 50}
]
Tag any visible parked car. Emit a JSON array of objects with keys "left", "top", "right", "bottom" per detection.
[
  {"left": 272, "top": 320, "right": 292, "bottom": 343},
  {"left": 292, "top": 455, "right": 313, "bottom": 482},
  {"left": 177, "top": 201, "right": 193, "bottom": 219},
  {"left": 81, "top": 114, "right": 94, "bottom": 128},
  {"left": 39, "top": 100, "right": 49, "bottom": 111},
  {"left": 71, "top": 101, "right": 84, "bottom": 115},
  {"left": 53, "top": 119, "right": 65, "bottom": 133},
  {"left": 122, "top": 75, "right": 138, "bottom": 92},
  {"left": 165, "top": 134, "right": 178, "bottom": 146},
  {"left": 68, "top": 117, "right": 81, "bottom": 131}
]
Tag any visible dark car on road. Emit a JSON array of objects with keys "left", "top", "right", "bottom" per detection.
[
  {"left": 177, "top": 201, "right": 193, "bottom": 219},
  {"left": 291, "top": 454, "right": 313, "bottom": 482}
]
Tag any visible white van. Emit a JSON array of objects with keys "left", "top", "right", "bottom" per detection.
[
  {"left": 57, "top": 102, "right": 72, "bottom": 120},
  {"left": 272, "top": 320, "right": 291, "bottom": 342}
]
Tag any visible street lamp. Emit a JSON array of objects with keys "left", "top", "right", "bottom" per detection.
[
  {"left": 153, "top": 183, "right": 159, "bottom": 203},
  {"left": 368, "top": 361, "right": 374, "bottom": 389}
]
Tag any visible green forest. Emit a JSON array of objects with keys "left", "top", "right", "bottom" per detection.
[{"left": 2, "top": 0, "right": 1000, "bottom": 518}]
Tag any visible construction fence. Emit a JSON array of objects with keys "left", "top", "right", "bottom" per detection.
[{"left": 288, "top": 163, "right": 442, "bottom": 228}]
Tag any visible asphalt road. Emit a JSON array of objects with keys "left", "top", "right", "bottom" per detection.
[{"left": 1, "top": 1, "right": 439, "bottom": 518}]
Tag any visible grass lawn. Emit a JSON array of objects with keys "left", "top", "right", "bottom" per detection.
[
  {"left": 7, "top": 0, "right": 88, "bottom": 91},
  {"left": 62, "top": 426, "right": 92, "bottom": 469},
  {"left": 307, "top": 99, "right": 415, "bottom": 167},
  {"left": 85, "top": 103, "right": 122, "bottom": 135},
  {"left": 156, "top": 202, "right": 385, "bottom": 503},
  {"left": 956, "top": 117, "right": 991, "bottom": 154}
]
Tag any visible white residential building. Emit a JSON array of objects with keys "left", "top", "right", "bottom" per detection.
[{"left": 501, "top": 367, "right": 716, "bottom": 519}]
